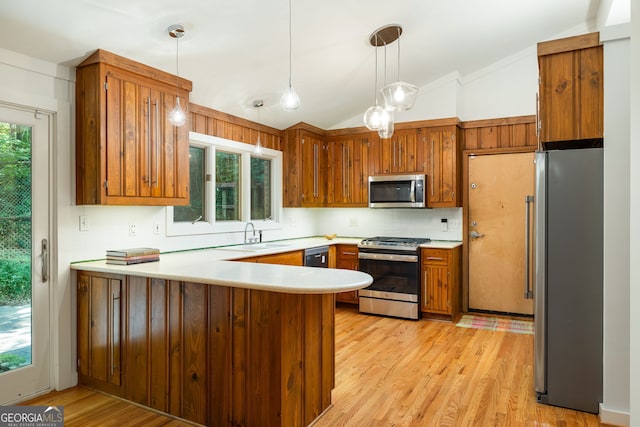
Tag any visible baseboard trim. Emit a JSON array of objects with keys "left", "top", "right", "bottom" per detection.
[{"left": 599, "top": 403, "right": 630, "bottom": 426}]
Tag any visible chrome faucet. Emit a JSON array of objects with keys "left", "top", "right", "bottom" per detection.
[{"left": 244, "top": 222, "right": 257, "bottom": 244}]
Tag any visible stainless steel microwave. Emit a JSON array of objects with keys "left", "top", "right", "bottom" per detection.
[{"left": 368, "top": 174, "right": 427, "bottom": 208}]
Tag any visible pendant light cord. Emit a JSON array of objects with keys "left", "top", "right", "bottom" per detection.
[
  {"left": 396, "top": 26, "right": 401, "bottom": 82},
  {"left": 287, "top": 0, "right": 293, "bottom": 87},
  {"left": 175, "top": 35, "right": 180, "bottom": 96},
  {"left": 373, "top": 35, "right": 378, "bottom": 105}
]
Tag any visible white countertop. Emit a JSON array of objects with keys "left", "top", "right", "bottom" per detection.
[{"left": 70, "top": 236, "right": 462, "bottom": 294}]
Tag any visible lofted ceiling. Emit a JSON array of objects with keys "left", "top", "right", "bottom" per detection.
[{"left": 0, "top": 0, "right": 626, "bottom": 130}]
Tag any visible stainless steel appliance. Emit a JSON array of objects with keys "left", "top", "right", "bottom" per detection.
[
  {"left": 368, "top": 174, "right": 427, "bottom": 208},
  {"left": 304, "top": 246, "right": 329, "bottom": 268},
  {"left": 533, "top": 148, "right": 603, "bottom": 413},
  {"left": 357, "top": 236, "right": 431, "bottom": 319}
]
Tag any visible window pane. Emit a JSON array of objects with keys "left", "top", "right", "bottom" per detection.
[
  {"left": 216, "top": 151, "right": 240, "bottom": 221},
  {"left": 174, "top": 146, "right": 205, "bottom": 222},
  {"left": 251, "top": 157, "right": 271, "bottom": 220}
]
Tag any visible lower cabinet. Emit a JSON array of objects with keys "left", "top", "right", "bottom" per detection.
[
  {"left": 241, "top": 250, "right": 303, "bottom": 265},
  {"left": 334, "top": 244, "right": 360, "bottom": 305},
  {"left": 420, "top": 246, "right": 462, "bottom": 320},
  {"left": 76, "top": 270, "right": 334, "bottom": 426}
]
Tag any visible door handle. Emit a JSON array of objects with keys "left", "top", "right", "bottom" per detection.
[
  {"left": 524, "top": 195, "right": 534, "bottom": 299},
  {"left": 41, "top": 238, "right": 48, "bottom": 283},
  {"left": 470, "top": 230, "right": 484, "bottom": 239}
]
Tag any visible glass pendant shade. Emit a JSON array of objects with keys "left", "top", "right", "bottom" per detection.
[
  {"left": 168, "top": 96, "right": 186, "bottom": 126},
  {"left": 380, "top": 81, "right": 419, "bottom": 111},
  {"left": 280, "top": 83, "right": 300, "bottom": 110},
  {"left": 363, "top": 105, "right": 385, "bottom": 130},
  {"left": 377, "top": 109, "right": 394, "bottom": 139}
]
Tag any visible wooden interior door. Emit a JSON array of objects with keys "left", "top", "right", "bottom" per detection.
[{"left": 468, "top": 152, "right": 535, "bottom": 315}]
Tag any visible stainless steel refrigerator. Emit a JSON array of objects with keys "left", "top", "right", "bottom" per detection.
[{"left": 533, "top": 147, "right": 603, "bottom": 414}]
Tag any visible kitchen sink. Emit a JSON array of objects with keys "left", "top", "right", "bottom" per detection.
[{"left": 222, "top": 242, "right": 291, "bottom": 252}]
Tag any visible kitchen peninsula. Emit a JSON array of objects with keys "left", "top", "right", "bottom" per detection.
[{"left": 71, "top": 243, "right": 372, "bottom": 427}]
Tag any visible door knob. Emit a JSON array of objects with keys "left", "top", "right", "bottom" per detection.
[{"left": 470, "top": 230, "right": 484, "bottom": 239}]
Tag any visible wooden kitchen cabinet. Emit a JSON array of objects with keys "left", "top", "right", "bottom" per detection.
[
  {"left": 335, "top": 244, "right": 360, "bottom": 304},
  {"left": 77, "top": 272, "right": 124, "bottom": 396},
  {"left": 422, "top": 125, "right": 462, "bottom": 208},
  {"left": 241, "top": 250, "right": 304, "bottom": 266},
  {"left": 282, "top": 126, "right": 327, "bottom": 207},
  {"left": 326, "top": 135, "right": 370, "bottom": 206},
  {"left": 75, "top": 49, "right": 192, "bottom": 206},
  {"left": 421, "top": 246, "right": 461, "bottom": 319},
  {"left": 537, "top": 32, "right": 603, "bottom": 147},
  {"left": 380, "top": 129, "right": 423, "bottom": 174}
]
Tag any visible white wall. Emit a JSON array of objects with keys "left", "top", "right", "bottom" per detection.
[
  {"left": 629, "top": 3, "right": 640, "bottom": 426},
  {"left": 315, "top": 207, "right": 462, "bottom": 241},
  {"left": 601, "top": 25, "right": 631, "bottom": 425}
]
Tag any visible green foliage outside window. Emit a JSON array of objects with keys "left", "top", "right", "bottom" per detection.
[
  {"left": 216, "top": 151, "right": 240, "bottom": 221},
  {"left": 251, "top": 157, "right": 271, "bottom": 220},
  {"left": 0, "top": 122, "right": 32, "bottom": 305},
  {"left": 174, "top": 146, "right": 205, "bottom": 223}
]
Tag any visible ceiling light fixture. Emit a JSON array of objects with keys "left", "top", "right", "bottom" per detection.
[
  {"left": 379, "top": 25, "right": 419, "bottom": 112},
  {"left": 168, "top": 24, "right": 186, "bottom": 127},
  {"left": 280, "top": 0, "right": 300, "bottom": 111},
  {"left": 253, "top": 100, "right": 264, "bottom": 154}
]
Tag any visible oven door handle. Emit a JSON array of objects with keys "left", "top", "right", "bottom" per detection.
[{"left": 358, "top": 252, "right": 418, "bottom": 262}]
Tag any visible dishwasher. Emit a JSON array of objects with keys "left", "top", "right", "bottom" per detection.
[{"left": 304, "top": 246, "right": 329, "bottom": 268}]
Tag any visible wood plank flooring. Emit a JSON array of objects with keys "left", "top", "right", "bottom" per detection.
[{"left": 22, "top": 307, "right": 606, "bottom": 426}]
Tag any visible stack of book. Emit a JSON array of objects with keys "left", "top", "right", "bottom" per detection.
[{"left": 106, "top": 247, "right": 160, "bottom": 265}]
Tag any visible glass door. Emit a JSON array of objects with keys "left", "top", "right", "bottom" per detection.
[{"left": 0, "top": 105, "right": 50, "bottom": 403}]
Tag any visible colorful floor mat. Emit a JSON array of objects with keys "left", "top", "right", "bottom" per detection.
[{"left": 455, "top": 314, "right": 534, "bottom": 335}]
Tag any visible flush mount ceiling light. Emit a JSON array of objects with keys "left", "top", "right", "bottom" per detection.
[
  {"left": 168, "top": 24, "right": 186, "bottom": 127},
  {"left": 280, "top": 0, "right": 300, "bottom": 111},
  {"left": 371, "top": 24, "right": 419, "bottom": 113}
]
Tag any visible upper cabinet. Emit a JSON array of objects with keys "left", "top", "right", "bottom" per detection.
[
  {"left": 282, "top": 125, "right": 327, "bottom": 207},
  {"left": 537, "top": 32, "right": 603, "bottom": 148},
  {"left": 76, "top": 49, "right": 192, "bottom": 205},
  {"left": 422, "top": 125, "right": 462, "bottom": 208},
  {"left": 326, "top": 134, "right": 372, "bottom": 207},
  {"left": 380, "top": 129, "right": 424, "bottom": 174}
]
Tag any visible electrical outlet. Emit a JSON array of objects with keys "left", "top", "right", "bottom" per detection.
[
  {"left": 129, "top": 223, "right": 137, "bottom": 237},
  {"left": 79, "top": 215, "right": 89, "bottom": 231},
  {"left": 153, "top": 222, "right": 161, "bottom": 235},
  {"left": 349, "top": 217, "right": 359, "bottom": 227}
]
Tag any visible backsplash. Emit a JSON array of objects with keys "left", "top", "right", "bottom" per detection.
[{"left": 314, "top": 207, "right": 463, "bottom": 241}]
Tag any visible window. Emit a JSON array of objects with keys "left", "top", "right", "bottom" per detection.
[{"left": 167, "top": 132, "right": 282, "bottom": 236}]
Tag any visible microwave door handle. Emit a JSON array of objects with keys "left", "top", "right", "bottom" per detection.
[{"left": 410, "top": 180, "right": 416, "bottom": 203}]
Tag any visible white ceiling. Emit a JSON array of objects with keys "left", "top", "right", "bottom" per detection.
[{"left": 0, "top": 0, "right": 626, "bottom": 130}]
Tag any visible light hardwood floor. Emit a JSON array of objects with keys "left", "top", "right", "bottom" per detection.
[{"left": 23, "top": 307, "right": 606, "bottom": 426}]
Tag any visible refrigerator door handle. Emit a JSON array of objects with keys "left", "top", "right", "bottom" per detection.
[
  {"left": 524, "top": 195, "right": 534, "bottom": 299},
  {"left": 534, "top": 151, "right": 547, "bottom": 396}
]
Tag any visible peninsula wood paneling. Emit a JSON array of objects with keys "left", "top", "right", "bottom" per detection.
[
  {"left": 462, "top": 116, "right": 537, "bottom": 151},
  {"left": 77, "top": 270, "right": 335, "bottom": 427},
  {"left": 189, "top": 103, "right": 282, "bottom": 150}
]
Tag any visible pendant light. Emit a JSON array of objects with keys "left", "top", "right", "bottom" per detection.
[
  {"left": 168, "top": 24, "right": 187, "bottom": 126},
  {"left": 379, "top": 25, "right": 419, "bottom": 111},
  {"left": 363, "top": 33, "right": 385, "bottom": 131},
  {"left": 253, "top": 100, "right": 264, "bottom": 154},
  {"left": 280, "top": 0, "right": 300, "bottom": 110}
]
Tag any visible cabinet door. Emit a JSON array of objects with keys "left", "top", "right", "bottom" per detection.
[
  {"left": 538, "top": 35, "right": 603, "bottom": 144},
  {"left": 425, "top": 126, "right": 460, "bottom": 208},
  {"left": 255, "top": 250, "right": 304, "bottom": 266},
  {"left": 92, "top": 67, "right": 189, "bottom": 205},
  {"left": 77, "top": 272, "right": 123, "bottom": 394},
  {"left": 421, "top": 263, "right": 450, "bottom": 314},
  {"left": 381, "top": 129, "right": 420, "bottom": 174},
  {"left": 335, "top": 245, "right": 359, "bottom": 304},
  {"left": 301, "top": 132, "right": 326, "bottom": 207}
]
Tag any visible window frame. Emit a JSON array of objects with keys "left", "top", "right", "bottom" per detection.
[{"left": 166, "top": 132, "right": 283, "bottom": 237}]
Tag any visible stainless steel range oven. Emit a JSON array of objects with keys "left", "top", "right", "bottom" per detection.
[{"left": 357, "top": 236, "right": 430, "bottom": 320}]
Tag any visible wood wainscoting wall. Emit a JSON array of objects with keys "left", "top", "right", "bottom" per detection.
[
  {"left": 189, "top": 103, "right": 283, "bottom": 150},
  {"left": 461, "top": 115, "right": 537, "bottom": 151}
]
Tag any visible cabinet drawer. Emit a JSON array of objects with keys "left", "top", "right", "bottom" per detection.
[
  {"left": 337, "top": 245, "right": 358, "bottom": 259},
  {"left": 421, "top": 248, "right": 449, "bottom": 264}
]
